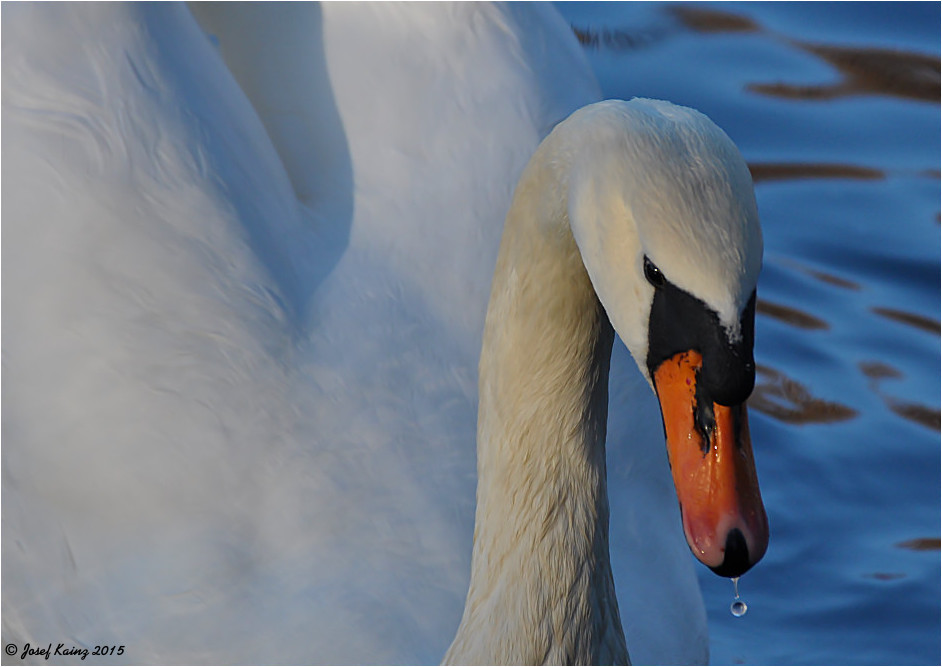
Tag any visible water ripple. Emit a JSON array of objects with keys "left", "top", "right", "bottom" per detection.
[
  {"left": 795, "top": 266, "right": 863, "bottom": 291},
  {"left": 670, "top": 6, "right": 760, "bottom": 34},
  {"left": 870, "top": 306, "right": 941, "bottom": 336},
  {"left": 859, "top": 361, "right": 941, "bottom": 431},
  {"left": 750, "top": 364, "right": 857, "bottom": 424},
  {"left": 866, "top": 572, "right": 906, "bottom": 581},
  {"left": 572, "top": 24, "right": 667, "bottom": 52},
  {"left": 896, "top": 537, "right": 941, "bottom": 551},
  {"left": 756, "top": 298, "right": 829, "bottom": 330},
  {"left": 750, "top": 43, "right": 941, "bottom": 103},
  {"left": 668, "top": 5, "right": 941, "bottom": 104},
  {"left": 749, "top": 162, "right": 885, "bottom": 183}
]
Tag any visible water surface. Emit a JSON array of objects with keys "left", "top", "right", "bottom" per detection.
[{"left": 557, "top": 2, "right": 941, "bottom": 664}]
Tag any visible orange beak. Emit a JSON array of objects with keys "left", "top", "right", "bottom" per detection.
[{"left": 653, "top": 350, "right": 768, "bottom": 576}]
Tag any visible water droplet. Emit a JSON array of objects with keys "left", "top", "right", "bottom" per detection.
[
  {"left": 730, "top": 598, "right": 748, "bottom": 617},
  {"left": 729, "top": 576, "right": 748, "bottom": 617}
]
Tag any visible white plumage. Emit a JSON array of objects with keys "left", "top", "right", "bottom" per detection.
[{"left": 2, "top": 4, "right": 725, "bottom": 664}]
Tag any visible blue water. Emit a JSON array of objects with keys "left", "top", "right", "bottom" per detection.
[{"left": 556, "top": 2, "right": 941, "bottom": 664}]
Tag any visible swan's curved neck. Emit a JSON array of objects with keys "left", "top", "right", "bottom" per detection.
[{"left": 445, "top": 148, "right": 628, "bottom": 665}]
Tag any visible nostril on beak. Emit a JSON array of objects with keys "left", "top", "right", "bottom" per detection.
[{"left": 709, "top": 528, "right": 753, "bottom": 578}]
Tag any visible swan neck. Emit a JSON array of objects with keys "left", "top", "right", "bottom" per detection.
[{"left": 446, "top": 153, "right": 627, "bottom": 664}]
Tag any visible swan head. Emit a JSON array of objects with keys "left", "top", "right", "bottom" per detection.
[{"left": 563, "top": 99, "right": 768, "bottom": 576}]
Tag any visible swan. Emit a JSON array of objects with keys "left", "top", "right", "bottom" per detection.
[
  {"left": 443, "top": 98, "right": 768, "bottom": 664},
  {"left": 2, "top": 3, "right": 767, "bottom": 665}
]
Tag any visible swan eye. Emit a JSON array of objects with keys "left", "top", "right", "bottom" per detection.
[{"left": 643, "top": 256, "right": 665, "bottom": 288}]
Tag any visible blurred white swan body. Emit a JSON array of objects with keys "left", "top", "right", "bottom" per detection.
[{"left": 3, "top": 3, "right": 707, "bottom": 664}]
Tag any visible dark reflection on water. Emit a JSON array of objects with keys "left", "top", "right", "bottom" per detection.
[
  {"left": 670, "top": 4, "right": 941, "bottom": 103},
  {"left": 791, "top": 263, "right": 862, "bottom": 291},
  {"left": 859, "top": 360, "right": 904, "bottom": 382},
  {"left": 859, "top": 361, "right": 941, "bottom": 431},
  {"left": 756, "top": 298, "right": 829, "bottom": 330},
  {"left": 870, "top": 305, "right": 941, "bottom": 336},
  {"left": 669, "top": 5, "right": 759, "bottom": 34},
  {"left": 571, "top": 5, "right": 759, "bottom": 52},
  {"left": 749, "top": 162, "right": 885, "bottom": 183},
  {"left": 889, "top": 401, "right": 942, "bottom": 431},
  {"left": 774, "top": 257, "right": 864, "bottom": 291},
  {"left": 749, "top": 363, "right": 857, "bottom": 424},
  {"left": 750, "top": 43, "right": 941, "bottom": 103},
  {"left": 571, "top": 5, "right": 757, "bottom": 52},
  {"left": 896, "top": 537, "right": 942, "bottom": 551},
  {"left": 588, "top": 4, "right": 942, "bottom": 105}
]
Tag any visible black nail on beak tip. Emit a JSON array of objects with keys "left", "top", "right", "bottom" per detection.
[{"left": 709, "top": 528, "right": 754, "bottom": 578}]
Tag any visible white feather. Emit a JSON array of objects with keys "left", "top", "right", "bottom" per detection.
[{"left": 3, "top": 4, "right": 714, "bottom": 664}]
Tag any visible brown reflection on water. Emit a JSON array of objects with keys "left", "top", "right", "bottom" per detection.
[
  {"left": 750, "top": 43, "right": 941, "bottom": 104},
  {"left": 859, "top": 360, "right": 902, "bottom": 381},
  {"left": 859, "top": 361, "right": 941, "bottom": 431},
  {"left": 757, "top": 298, "right": 829, "bottom": 330},
  {"left": 668, "top": 4, "right": 941, "bottom": 104},
  {"left": 669, "top": 6, "right": 760, "bottom": 34},
  {"left": 871, "top": 306, "right": 941, "bottom": 336},
  {"left": 866, "top": 572, "right": 906, "bottom": 581},
  {"left": 750, "top": 364, "right": 858, "bottom": 424},
  {"left": 799, "top": 267, "right": 862, "bottom": 291},
  {"left": 896, "top": 537, "right": 942, "bottom": 551},
  {"left": 573, "top": 5, "right": 759, "bottom": 53},
  {"left": 749, "top": 163, "right": 885, "bottom": 183},
  {"left": 889, "top": 403, "right": 942, "bottom": 431},
  {"left": 777, "top": 258, "right": 863, "bottom": 291}
]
